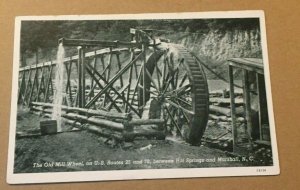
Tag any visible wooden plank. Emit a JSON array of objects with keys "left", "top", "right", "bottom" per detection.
[
  {"left": 229, "top": 58, "right": 264, "bottom": 75},
  {"left": 59, "top": 38, "right": 137, "bottom": 48}
]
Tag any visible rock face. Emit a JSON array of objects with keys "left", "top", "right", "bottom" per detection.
[
  {"left": 173, "top": 28, "right": 262, "bottom": 79},
  {"left": 180, "top": 29, "right": 261, "bottom": 61}
]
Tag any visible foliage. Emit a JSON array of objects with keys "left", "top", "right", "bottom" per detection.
[{"left": 20, "top": 18, "right": 260, "bottom": 63}]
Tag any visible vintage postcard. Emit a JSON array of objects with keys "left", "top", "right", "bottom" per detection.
[{"left": 7, "top": 11, "right": 279, "bottom": 184}]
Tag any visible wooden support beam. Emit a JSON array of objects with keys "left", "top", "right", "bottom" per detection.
[
  {"left": 142, "top": 45, "right": 146, "bottom": 111},
  {"left": 256, "top": 73, "right": 262, "bottom": 140},
  {"left": 59, "top": 38, "right": 137, "bottom": 48},
  {"left": 84, "top": 52, "right": 142, "bottom": 109},
  {"left": 23, "top": 66, "right": 33, "bottom": 104},
  {"left": 243, "top": 69, "right": 253, "bottom": 147},
  {"left": 81, "top": 48, "right": 86, "bottom": 107},
  {"left": 44, "top": 62, "right": 53, "bottom": 103},
  {"left": 85, "top": 64, "right": 122, "bottom": 112},
  {"left": 229, "top": 65, "right": 237, "bottom": 152},
  {"left": 19, "top": 48, "right": 129, "bottom": 72},
  {"left": 35, "top": 63, "right": 45, "bottom": 102},
  {"left": 28, "top": 67, "right": 38, "bottom": 104},
  {"left": 64, "top": 61, "right": 71, "bottom": 102},
  {"left": 102, "top": 48, "right": 113, "bottom": 106},
  {"left": 129, "top": 61, "right": 144, "bottom": 111},
  {"left": 125, "top": 50, "right": 135, "bottom": 112},
  {"left": 90, "top": 54, "right": 97, "bottom": 99},
  {"left": 116, "top": 53, "right": 124, "bottom": 89},
  {"left": 77, "top": 47, "right": 83, "bottom": 108},
  {"left": 18, "top": 70, "right": 26, "bottom": 104},
  {"left": 85, "top": 62, "right": 141, "bottom": 116},
  {"left": 105, "top": 84, "right": 129, "bottom": 110}
]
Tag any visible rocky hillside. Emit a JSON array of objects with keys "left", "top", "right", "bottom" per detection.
[
  {"left": 163, "top": 27, "right": 262, "bottom": 79},
  {"left": 20, "top": 19, "right": 262, "bottom": 79}
]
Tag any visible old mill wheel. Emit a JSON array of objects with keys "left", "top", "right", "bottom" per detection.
[{"left": 139, "top": 43, "right": 209, "bottom": 145}]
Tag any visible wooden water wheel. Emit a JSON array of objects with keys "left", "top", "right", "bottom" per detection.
[{"left": 139, "top": 43, "right": 209, "bottom": 145}]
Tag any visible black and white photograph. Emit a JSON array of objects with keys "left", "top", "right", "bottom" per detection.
[{"left": 7, "top": 11, "right": 279, "bottom": 184}]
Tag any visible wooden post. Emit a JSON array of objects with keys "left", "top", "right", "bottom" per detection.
[
  {"left": 44, "top": 62, "right": 53, "bottom": 103},
  {"left": 256, "top": 73, "right": 262, "bottom": 140},
  {"left": 81, "top": 48, "right": 86, "bottom": 107},
  {"left": 103, "top": 48, "right": 113, "bottom": 106},
  {"left": 23, "top": 66, "right": 33, "bottom": 104},
  {"left": 18, "top": 70, "right": 26, "bottom": 104},
  {"left": 228, "top": 65, "right": 237, "bottom": 152},
  {"left": 116, "top": 53, "right": 125, "bottom": 106},
  {"left": 256, "top": 73, "right": 269, "bottom": 140},
  {"left": 125, "top": 50, "right": 134, "bottom": 112},
  {"left": 90, "top": 53, "right": 97, "bottom": 100},
  {"left": 141, "top": 44, "right": 147, "bottom": 114},
  {"left": 36, "top": 62, "right": 45, "bottom": 102},
  {"left": 28, "top": 67, "right": 38, "bottom": 104},
  {"left": 78, "top": 46, "right": 83, "bottom": 108},
  {"left": 65, "top": 60, "right": 73, "bottom": 104},
  {"left": 243, "top": 69, "right": 253, "bottom": 148}
]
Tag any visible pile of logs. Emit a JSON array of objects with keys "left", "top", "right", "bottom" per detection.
[
  {"left": 29, "top": 102, "right": 165, "bottom": 142},
  {"left": 203, "top": 89, "right": 245, "bottom": 151}
]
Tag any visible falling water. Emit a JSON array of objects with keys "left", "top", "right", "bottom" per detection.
[{"left": 52, "top": 43, "right": 65, "bottom": 132}]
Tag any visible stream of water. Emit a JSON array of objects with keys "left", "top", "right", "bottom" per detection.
[{"left": 52, "top": 43, "right": 65, "bottom": 132}]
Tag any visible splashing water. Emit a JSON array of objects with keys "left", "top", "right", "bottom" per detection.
[{"left": 52, "top": 43, "right": 65, "bottom": 132}]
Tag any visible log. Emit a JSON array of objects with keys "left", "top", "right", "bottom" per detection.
[
  {"left": 209, "top": 114, "right": 228, "bottom": 121},
  {"left": 209, "top": 89, "right": 243, "bottom": 97},
  {"left": 64, "top": 119, "right": 123, "bottom": 141},
  {"left": 209, "top": 97, "right": 244, "bottom": 106},
  {"left": 30, "top": 102, "right": 130, "bottom": 120},
  {"left": 123, "top": 129, "right": 165, "bottom": 142},
  {"left": 62, "top": 113, "right": 124, "bottom": 131},
  {"left": 128, "top": 119, "right": 164, "bottom": 126},
  {"left": 209, "top": 105, "right": 244, "bottom": 116}
]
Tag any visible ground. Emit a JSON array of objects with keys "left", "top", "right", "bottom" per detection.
[{"left": 14, "top": 106, "right": 266, "bottom": 174}]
